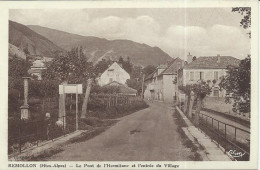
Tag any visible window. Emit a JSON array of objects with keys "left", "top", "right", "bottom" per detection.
[
  {"left": 213, "top": 89, "right": 219, "bottom": 97},
  {"left": 214, "top": 71, "right": 219, "bottom": 80},
  {"left": 199, "top": 72, "right": 204, "bottom": 80},
  {"left": 107, "top": 69, "right": 114, "bottom": 76},
  {"left": 190, "top": 72, "right": 194, "bottom": 81}
]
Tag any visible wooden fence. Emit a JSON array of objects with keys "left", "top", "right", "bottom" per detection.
[{"left": 90, "top": 94, "right": 143, "bottom": 109}]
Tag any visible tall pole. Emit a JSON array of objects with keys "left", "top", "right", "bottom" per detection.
[
  {"left": 141, "top": 73, "right": 145, "bottom": 99},
  {"left": 177, "top": 62, "right": 180, "bottom": 107},
  {"left": 76, "top": 85, "right": 78, "bottom": 130}
]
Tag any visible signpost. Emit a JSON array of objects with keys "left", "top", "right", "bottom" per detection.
[{"left": 59, "top": 84, "right": 82, "bottom": 130}]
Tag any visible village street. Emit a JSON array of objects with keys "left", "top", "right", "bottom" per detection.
[{"left": 46, "top": 102, "right": 193, "bottom": 161}]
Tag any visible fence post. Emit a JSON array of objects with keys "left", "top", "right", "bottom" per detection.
[
  {"left": 225, "top": 124, "right": 227, "bottom": 139},
  {"left": 234, "top": 128, "right": 237, "bottom": 142},
  {"left": 63, "top": 116, "right": 65, "bottom": 137},
  {"left": 51, "top": 118, "right": 54, "bottom": 142},
  {"left": 224, "top": 124, "right": 227, "bottom": 153},
  {"left": 36, "top": 122, "right": 38, "bottom": 146},
  {"left": 19, "top": 122, "right": 21, "bottom": 153},
  {"left": 217, "top": 121, "right": 220, "bottom": 148},
  {"left": 211, "top": 118, "right": 213, "bottom": 142}
]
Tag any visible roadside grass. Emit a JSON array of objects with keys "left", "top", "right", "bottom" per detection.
[{"left": 173, "top": 108, "right": 203, "bottom": 161}]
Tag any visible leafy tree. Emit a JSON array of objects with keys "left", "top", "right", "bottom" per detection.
[
  {"left": 118, "top": 56, "right": 124, "bottom": 64},
  {"left": 131, "top": 66, "right": 142, "bottom": 79},
  {"left": 9, "top": 55, "right": 30, "bottom": 78},
  {"left": 23, "top": 47, "right": 30, "bottom": 57},
  {"left": 42, "top": 47, "right": 95, "bottom": 118},
  {"left": 42, "top": 47, "right": 95, "bottom": 83},
  {"left": 94, "top": 59, "right": 113, "bottom": 75},
  {"left": 219, "top": 56, "right": 251, "bottom": 113},
  {"left": 232, "top": 7, "right": 251, "bottom": 38}
]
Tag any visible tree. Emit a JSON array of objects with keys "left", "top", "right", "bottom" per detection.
[
  {"left": 232, "top": 7, "right": 251, "bottom": 38},
  {"left": 191, "top": 81, "right": 211, "bottom": 125},
  {"left": 9, "top": 55, "right": 30, "bottom": 78},
  {"left": 42, "top": 47, "right": 95, "bottom": 118},
  {"left": 131, "top": 66, "right": 142, "bottom": 79},
  {"left": 219, "top": 56, "right": 251, "bottom": 113},
  {"left": 179, "top": 81, "right": 211, "bottom": 125},
  {"left": 94, "top": 59, "right": 113, "bottom": 75}
]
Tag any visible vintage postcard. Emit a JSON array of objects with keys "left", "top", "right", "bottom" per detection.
[{"left": 0, "top": 0, "right": 258, "bottom": 169}]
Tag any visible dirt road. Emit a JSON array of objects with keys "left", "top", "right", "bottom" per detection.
[{"left": 46, "top": 102, "right": 192, "bottom": 161}]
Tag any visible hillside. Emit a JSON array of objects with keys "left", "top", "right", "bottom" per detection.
[
  {"left": 28, "top": 25, "right": 172, "bottom": 66},
  {"left": 9, "top": 21, "right": 64, "bottom": 58}
]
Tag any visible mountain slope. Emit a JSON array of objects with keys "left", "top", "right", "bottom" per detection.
[
  {"left": 9, "top": 21, "right": 63, "bottom": 58},
  {"left": 28, "top": 25, "right": 172, "bottom": 66}
]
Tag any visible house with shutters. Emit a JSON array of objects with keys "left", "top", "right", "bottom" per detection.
[
  {"left": 178, "top": 54, "right": 240, "bottom": 97},
  {"left": 97, "top": 62, "right": 130, "bottom": 86},
  {"left": 144, "top": 58, "right": 184, "bottom": 103}
]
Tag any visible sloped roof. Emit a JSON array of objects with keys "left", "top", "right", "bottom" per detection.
[
  {"left": 158, "top": 57, "right": 183, "bottom": 76},
  {"left": 104, "top": 81, "right": 137, "bottom": 94},
  {"left": 31, "top": 60, "right": 45, "bottom": 68},
  {"left": 184, "top": 56, "right": 240, "bottom": 69},
  {"left": 144, "top": 69, "right": 157, "bottom": 81}
]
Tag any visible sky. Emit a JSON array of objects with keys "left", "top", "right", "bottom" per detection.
[{"left": 9, "top": 8, "right": 251, "bottom": 60}]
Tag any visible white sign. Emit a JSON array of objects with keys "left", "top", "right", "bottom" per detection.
[{"left": 59, "top": 84, "right": 83, "bottom": 94}]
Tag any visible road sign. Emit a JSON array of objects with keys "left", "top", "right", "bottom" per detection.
[
  {"left": 59, "top": 84, "right": 83, "bottom": 130},
  {"left": 59, "top": 84, "right": 82, "bottom": 94}
]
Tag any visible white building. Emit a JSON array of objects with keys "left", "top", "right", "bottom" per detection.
[
  {"left": 98, "top": 62, "right": 130, "bottom": 86},
  {"left": 144, "top": 58, "right": 184, "bottom": 103},
  {"left": 179, "top": 55, "right": 240, "bottom": 97}
]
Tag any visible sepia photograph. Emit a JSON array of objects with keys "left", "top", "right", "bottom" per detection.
[{"left": 0, "top": 0, "right": 258, "bottom": 169}]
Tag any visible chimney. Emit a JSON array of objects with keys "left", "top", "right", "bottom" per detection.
[
  {"left": 217, "top": 54, "right": 220, "bottom": 63},
  {"left": 187, "top": 52, "right": 192, "bottom": 63}
]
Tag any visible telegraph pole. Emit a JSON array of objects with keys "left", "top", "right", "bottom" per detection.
[{"left": 141, "top": 73, "right": 145, "bottom": 99}]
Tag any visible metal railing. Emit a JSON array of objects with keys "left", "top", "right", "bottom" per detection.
[
  {"left": 8, "top": 115, "right": 76, "bottom": 155},
  {"left": 199, "top": 113, "right": 250, "bottom": 161}
]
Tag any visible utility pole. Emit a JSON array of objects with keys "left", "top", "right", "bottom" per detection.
[
  {"left": 177, "top": 62, "right": 180, "bottom": 107},
  {"left": 141, "top": 73, "right": 145, "bottom": 99}
]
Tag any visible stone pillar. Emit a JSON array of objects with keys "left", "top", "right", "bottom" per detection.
[{"left": 20, "top": 77, "right": 30, "bottom": 120}]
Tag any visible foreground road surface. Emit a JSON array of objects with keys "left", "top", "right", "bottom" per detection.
[{"left": 47, "top": 102, "right": 192, "bottom": 161}]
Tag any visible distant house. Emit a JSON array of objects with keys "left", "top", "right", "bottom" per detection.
[
  {"left": 144, "top": 58, "right": 184, "bottom": 103},
  {"left": 28, "top": 57, "right": 53, "bottom": 80},
  {"left": 179, "top": 54, "right": 240, "bottom": 97},
  {"left": 28, "top": 59, "right": 46, "bottom": 80},
  {"left": 97, "top": 62, "right": 130, "bottom": 86},
  {"left": 104, "top": 81, "right": 137, "bottom": 96}
]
